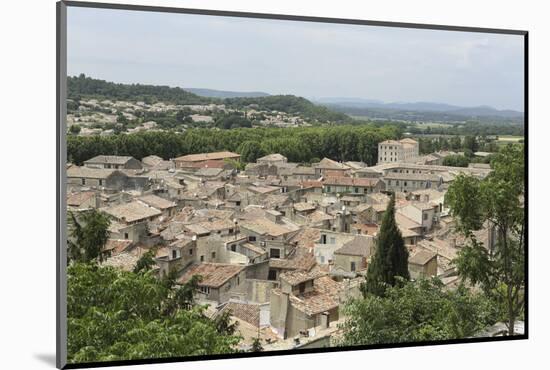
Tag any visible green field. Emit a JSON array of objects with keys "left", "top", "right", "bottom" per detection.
[
  {"left": 497, "top": 135, "right": 524, "bottom": 142},
  {"left": 415, "top": 122, "right": 454, "bottom": 129}
]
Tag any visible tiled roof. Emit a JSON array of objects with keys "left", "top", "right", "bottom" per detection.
[
  {"left": 240, "top": 218, "right": 296, "bottom": 237},
  {"left": 315, "top": 158, "right": 350, "bottom": 170},
  {"left": 334, "top": 235, "right": 374, "bottom": 257},
  {"left": 257, "top": 153, "right": 287, "bottom": 162},
  {"left": 102, "top": 239, "right": 133, "bottom": 255},
  {"left": 293, "top": 202, "right": 317, "bottom": 212},
  {"left": 67, "top": 191, "right": 95, "bottom": 207},
  {"left": 67, "top": 166, "right": 118, "bottom": 179},
  {"left": 174, "top": 151, "right": 240, "bottom": 162},
  {"left": 280, "top": 270, "right": 323, "bottom": 285},
  {"left": 409, "top": 249, "right": 437, "bottom": 265},
  {"left": 178, "top": 263, "right": 245, "bottom": 288},
  {"left": 219, "top": 302, "right": 261, "bottom": 327},
  {"left": 103, "top": 201, "right": 162, "bottom": 223},
  {"left": 275, "top": 276, "right": 342, "bottom": 316},
  {"left": 138, "top": 194, "right": 176, "bottom": 210},
  {"left": 84, "top": 155, "right": 134, "bottom": 165}
]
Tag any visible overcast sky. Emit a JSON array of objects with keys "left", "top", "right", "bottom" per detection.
[{"left": 67, "top": 7, "right": 525, "bottom": 111}]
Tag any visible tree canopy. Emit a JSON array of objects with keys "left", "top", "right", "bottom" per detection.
[
  {"left": 67, "top": 209, "right": 111, "bottom": 263},
  {"left": 340, "top": 278, "right": 498, "bottom": 346},
  {"left": 446, "top": 144, "right": 525, "bottom": 335},
  {"left": 442, "top": 154, "right": 470, "bottom": 167},
  {"left": 363, "top": 194, "right": 410, "bottom": 296},
  {"left": 67, "top": 125, "right": 401, "bottom": 166},
  {"left": 67, "top": 263, "right": 241, "bottom": 363}
]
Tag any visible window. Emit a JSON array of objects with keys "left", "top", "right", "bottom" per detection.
[
  {"left": 229, "top": 228, "right": 233, "bottom": 234},
  {"left": 189, "top": 248, "right": 193, "bottom": 255},
  {"left": 320, "top": 234, "right": 327, "bottom": 244},
  {"left": 404, "top": 181, "right": 408, "bottom": 187},
  {"left": 172, "top": 250, "right": 177, "bottom": 259},
  {"left": 268, "top": 269, "right": 277, "bottom": 280},
  {"left": 99, "top": 179, "right": 103, "bottom": 186},
  {"left": 320, "top": 255, "right": 325, "bottom": 263},
  {"left": 351, "top": 261, "right": 356, "bottom": 272},
  {"left": 211, "top": 252, "right": 216, "bottom": 259},
  {"left": 248, "top": 236, "right": 256, "bottom": 242},
  {"left": 354, "top": 187, "right": 359, "bottom": 193},
  {"left": 326, "top": 186, "right": 331, "bottom": 193},
  {"left": 270, "top": 248, "right": 281, "bottom": 258},
  {"left": 200, "top": 255, "right": 204, "bottom": 262},
  {"left": 330, "top": 237, "right": 336, "bottom": 244},
  {"left": 81, "top": 178, "right": 86, "bottom": 185},
  {"left": 423, "top": 213, "right": 428, "bottom": 221},
  {"left": 199, "top": 286, "right": 210, "bottom": 295},
  {"left": 230, "top": 244, "right": 236, "bottom": 252},
  {"left": 299, "top": 282, "right": 306, "bottom": 294},
  {"left": 236, "top": 201, "right": 241, "bottom": 206}
]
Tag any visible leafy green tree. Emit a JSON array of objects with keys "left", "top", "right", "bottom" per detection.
[
  {"left": 363, "top": 194, "right": 410, "bottom": 296},
  {"left": 442, "top": 154, "right": 470, "bottom": 167},
  {"left": 340, "top": 278, "right": 498, "bottom": 346},
  {"left": 463, "top": 135, "right": 479, "bottom": 152},
  {"left": 68, "top": 210, "right": 111, "bottom": 263},
  {"left": 237, "top": 141, "right": 267, "bottom": 163},
  {"left": 67, "top": 263, "right": 241, "bottom": 363},
  {"left": 69, "top": 124, "right": 81, "bottom": 135},
  {"left": 446, "top": 145, "right": 525, "bottom": 335},
  {"left": 133, "top": 249, "right": 157, "bottom": 274}
]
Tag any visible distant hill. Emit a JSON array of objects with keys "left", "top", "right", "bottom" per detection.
[
  {"left": 67, "top": 74, "right": 213, "bottom": 105},
  {"left": 315, "top": 97, "right": 523, "bottom": 123},
  {"left": 67, "top": 75, "right": 350, "bottom": 123},
  {"left": 183, "top": 88, "right": 270, "bottom": 99},
  {"left": 225, "top": 95, "right": 350, "bottom": 123},
  {"left": 447, "top": 106, "right": 524, "bottom": 118}
]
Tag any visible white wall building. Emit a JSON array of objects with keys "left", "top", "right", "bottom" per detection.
[{"left": 378, "top": 138, "right": 419, "bottom": 164}]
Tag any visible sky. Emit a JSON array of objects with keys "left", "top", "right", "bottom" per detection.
[{"left": 67, "top": 7, "right": 525, "bottom": 111}]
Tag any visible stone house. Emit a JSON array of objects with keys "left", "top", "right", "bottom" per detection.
[
  {"left": 331, "top": 235, "right": 375, "bottom": 277},
  {"left": 257, "top": 153, "right": 288, "bottom": 166},
  {"left": 177, "top": 262, "right": 248, "bottom": 304},
  {"left": 138, "top": 194, "right": 178, "bottom": 218},
  {"left": 270, "top": 271, "right": 341, "bottom": 339},
  {"left": 322, "top": 177, "right": 385, "bottom": 196},
  {"left": 83, "top": 155, "right": 143, "bottom": 170},
  {"left": 173, "top": 151, "right": 240, "bottom": 169},
  {"left": 408, "top": 249, "right": 438, "bottom": 279},
  {"left": 67, "top": 166, "right": 129, "bottom": 190}
]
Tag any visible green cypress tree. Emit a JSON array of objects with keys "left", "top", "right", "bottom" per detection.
[{"left": 363, "top": 193, "right": 410, "bottom": 296}]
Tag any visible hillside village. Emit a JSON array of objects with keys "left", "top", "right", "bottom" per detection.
[
  {"left": 67, "top": 98, "right": 309, "bottom": 136},
  {"left": 66, "top": 137, "right": 499, "bottom": 351}
]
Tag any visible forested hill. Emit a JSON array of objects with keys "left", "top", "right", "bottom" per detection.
[
  {"left": 67, "top": 75, "right": 350, "bottom": 123},
  {"left": 67, "top": 74, "right": 213, "bottom": 105},
  {"left": 224, "top": 95, "right": 350, "bottom": 123}
]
